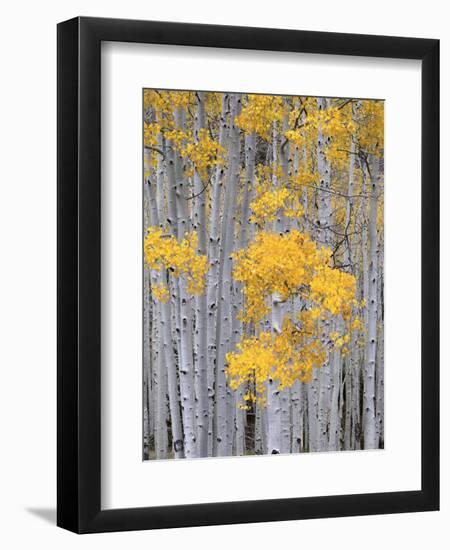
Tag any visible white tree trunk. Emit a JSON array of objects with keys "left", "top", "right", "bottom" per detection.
[
  {"left": 206, "top": 94, "right": 229, "bottom": 455},
  {"left": 160, "top": 284, "right": 184, "bottom": 458},
  {"left": 167, "top": 108, "right": 197, "bottom": 458},
  {"left": 376, "top": 240, "right": 384, "bottom": 448},
  {"left": 232, "top": 130, "right": 256, "bottom": 455},
  {"left": 192, "top": 92, "right": 209, "bottom": 457},
  {"left": 145, "top": 144, "right": 169, "bottom": 459},
  {"left": 328, "top": 329, "right": 342, "bottom": 451},
  {"left": 363, "top": 156, "right": 380, "bottom": 449},
  {"left": 267, "top": 294, "right": 282, "bottom": 454},
  {"left": 214, "top": 93, "right": 241, "bottom": 456},
  {"left": 343, "top": 131, "right": 356, "bottom": 451},
  {"left": 178, "top": 276, "right": 197, "bottom": 458},
  {"left": 162, "top": 137, "right": 186, "bottom": 458},
  {"left": 351, "top": 343, "right": 361, "bottom": 450},
  {"left": 316, "top": 97, "right": 332, "bottom": 451},
  {"left": 291, "top": 381, "right": 302, "bottom": 453},
  {"left": 155, "top": 334, "right": 168, "bottom": 459}
]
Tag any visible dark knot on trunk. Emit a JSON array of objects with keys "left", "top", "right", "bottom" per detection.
[{"left": 173, "top": 439, "right": 184, "bottom": 453}]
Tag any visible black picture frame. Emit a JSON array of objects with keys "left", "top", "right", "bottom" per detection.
[{"left": 57, "top": 16, "right": 439, "bottom": 533}]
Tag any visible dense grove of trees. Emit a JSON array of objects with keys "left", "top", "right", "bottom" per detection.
[{"left": 143, "top": 90, "right": 384, "bottom": 459}]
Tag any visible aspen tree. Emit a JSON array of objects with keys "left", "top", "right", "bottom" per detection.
[
  {"left": 316, "top": 97, "right": 333, "bottom": 451},
  {"left": 192, "top": 92, "right": 209, "bottom": 457},
  {"left": 363, "top": 155, "right": 380, "bottom": 449},
  {"left": 214, "top": 93, "right": 241, "bottom": 456},
  {"left": 206, "top": 94, "right": 229, "bottom": 455}
]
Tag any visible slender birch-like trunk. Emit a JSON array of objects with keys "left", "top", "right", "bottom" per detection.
[
  {"left": 154, "top": 339, "right": 168, "bottom": 459},
  {"left": 160, "top": 284, "right": 184, "bottom": 458},
  {"left": 255, "top": 403, "right": 263, "bottom": 454},
  {"left": 360, "top": 163, "right": 369, "bottom": 433},
  {"left": 177, "top": 275, "right": 196, "bottom": 458},
  {"left": 316, "top": 97, "right": 332, "bottom": 451},
  {"left": 316, "top": 98, "right": 332, "bottom": 246},
  {"left": 363, "top": 155, "right": 380, "bottom": 449},
  {"left": 302, "top": 383, "right": 309, "bottom": 452},
  {"left": 291, "top": 380, "right": 302, "bottom": 453},
  {"left": 307, "top": 365, "right": 319, "bottom": 452},
  {"left": 328, "top": 327, "right": 342, "bottom": 451},
  {"left": 161, "top": 137, "right": 185, "bottom": 458},
  {"left": 168, "top": 108, "right": 197, "bottom": 458},
  {"left": 143, "top": 261, "right": 152, "bottom": 457},
  {"left": 215, "top": 93, "right": 241, "bottom": 456},
  {"left": 191, "top": 92, "right": 209, "bottom": 457},
  {"left": 145, "top": 145, "right": 169, "bottom": 458},
  {"left": 302, "top": 144, "right": 309, "bottom": 233},
  {"left": 280, "top": 114, "right": 291, "bottom": 454},
  {"left": 143, "top": 151, "right": 154, "bottom": 457},
  {"left": 351, "top": 338, "right": 361, "bottom": 450},
  {"left": 291, "top": 137, "right": 305, "bottom": 453},
  {"left": 267, "top": 295, "right": 282, "bottom": 454},
  {"left": 206, "top": 94, "right": 229, "bottom": 455},
  {"left": 376, "top": 239, "right": 384, "bottom": 448},
  {"left": 232, "top": 130, "right": 256, "bottom": 455},
  {"left": 342, "top": 129, "right": 356, "bottom": 451},
  {"left": 349, "top": 228, "right": 361, "bottom": 451},
  {"left": 267, "top": 123, "right": 285, "bottom": 454}
]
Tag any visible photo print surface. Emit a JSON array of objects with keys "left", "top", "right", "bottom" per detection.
[{"left": 143, "top": 90, "right": 384, "bottom": 460}]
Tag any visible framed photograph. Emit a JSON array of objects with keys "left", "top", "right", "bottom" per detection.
[{"left": 57, "top": 17, "right": 439, "bottom": 533}]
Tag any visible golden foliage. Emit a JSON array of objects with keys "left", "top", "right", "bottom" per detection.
[
  {"left": 144, "top": 228, "right": 208, "bottom": 296},
  {"left": 183, "top": 128, "right": 224, "bottom": 181},
  {"left": 143, "top": 122, "right": 161, "bottom": 149},
  {"left": 250, "top": 188, "right": 304, "bottom": 225},
  {"left": 235, "top": 94, "right": 285, "bottom": 140},
  {"left": 152, "top": 282, "right": 170, "bottom": 304},
  {"left": 227, "top": 310, "right": 359, "bottom": 404},
  {"left": 357, "top": 100, "right": 384, "bottom": 155},
  {"left": 232, "top": 230, "right": 354, "bottom": 323},
  {"left": 144, "top": 90, "right": 193, "bottom": 124},
  {"left": 142, "top": 90, "right": 383, "bottom": 410},
  {"left": 227, "top": 230, "right": 357, "bottom": 402},
  {"left": 227, "top": 317, "right": 327, "bottom": 402},
  {"left": 285, "top": 99, "right": 384, "bottom": 166}
]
